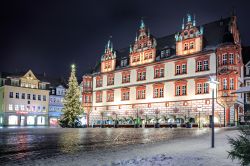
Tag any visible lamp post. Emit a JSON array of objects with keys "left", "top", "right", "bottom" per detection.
[{"left": 209, "top": 77, "right": 219, "bottom": 148}]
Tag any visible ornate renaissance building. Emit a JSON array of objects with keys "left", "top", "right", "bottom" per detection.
[{"left": 82, "top": 14, "right": 244, "bottom": 126}]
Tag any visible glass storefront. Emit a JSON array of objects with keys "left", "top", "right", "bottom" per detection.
[
  {"left": 8, "top": 115, "right": 18, "bottom": 125},
  {"left": 27, "top": 116, "right": 35, "bottom": 125},
  {"left": 37, "top": 116, "right": 45, "bottom": 125}
]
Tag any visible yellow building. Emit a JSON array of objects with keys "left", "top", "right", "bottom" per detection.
[{"left": 0, "top": 70, "right": 50, "bottom": 126}]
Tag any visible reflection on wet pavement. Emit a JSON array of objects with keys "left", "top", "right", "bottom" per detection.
[{"left": 0, "top": 128, "right": 209, "bottom": 165}]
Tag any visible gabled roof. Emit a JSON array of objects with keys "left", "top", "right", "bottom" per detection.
[{"left": 90, "top": 16, "right": 234, "bottom": 74}]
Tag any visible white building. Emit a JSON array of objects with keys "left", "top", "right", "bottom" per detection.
[
  {"left": 0, "top": 70, "right": 50, "bottom": 126},
  {"left": 82, "top": 14, "right": 244, "bottom": 127}
]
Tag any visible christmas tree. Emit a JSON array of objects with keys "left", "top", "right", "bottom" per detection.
[{"left": 59, "top": 64, "right": 83, "bottom": 128}]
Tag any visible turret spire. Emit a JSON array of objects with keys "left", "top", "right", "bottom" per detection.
[
  {"left": 193, "top": 14, "right": 196, "bottom": 26},
  {"left": 187, "top": 13, "right": 192, "bottom": 22},
  {"left": 140, "top": 19, "right": 145, "bottom": 29},
  {"left": 182, "top": 17, "right": 185, "bottom": 30}
]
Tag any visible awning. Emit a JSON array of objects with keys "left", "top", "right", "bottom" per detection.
[{"left": 231, "top": 86, "right": 250, "bottom": 94}]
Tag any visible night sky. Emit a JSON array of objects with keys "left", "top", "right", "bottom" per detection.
[{"left": 1, "top": 0, "right": 250, "bottom": 78}]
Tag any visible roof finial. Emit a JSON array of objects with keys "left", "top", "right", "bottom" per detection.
[
  {"left": 140, "top": 18, "right": 145, "bottom": 29},
  {"left": 135, "top": 33, "right": 138, "bottom": 41},
  {"left": 187, "top": 13, "right": 192, "bottom": 22},
  {"left": 148, "top": 28, "right": 150, "bottom": 37},
  {"left": 182, "top": 17, "right": 185, "bottom": 30},
  {"left": 193, "top": 14, "right": 196, "bottom": 26}
]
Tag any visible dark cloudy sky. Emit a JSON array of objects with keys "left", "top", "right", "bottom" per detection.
[{"left": 1, "top": 0, "right": 250, "bottom": 78}]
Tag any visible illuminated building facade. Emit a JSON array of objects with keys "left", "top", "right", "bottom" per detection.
[
  {"left": 82, "top": 14, "right": 244, "bottom": 126},
  {"left": 0, "top": 70, "right": 50, "bottom": 126}
]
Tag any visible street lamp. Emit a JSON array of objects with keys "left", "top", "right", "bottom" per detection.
[{"left": 209, "top": 77, "right": 219, "bottom": 148}]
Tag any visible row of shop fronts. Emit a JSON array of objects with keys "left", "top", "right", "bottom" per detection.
[{"left": 0, "top": 112, "right": 87, "bottom": 127}]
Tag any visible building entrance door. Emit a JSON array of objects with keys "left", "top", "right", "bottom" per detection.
[{"left": 20, "top": 116, "right": 25, "bottom": 126}]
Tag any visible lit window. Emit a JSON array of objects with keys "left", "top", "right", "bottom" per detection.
[
  {"left": 230, "top": 78, "right": 234, "bottom": 90},
  {"left": 223, "top": 78, "right": 227, "bottom": 90},
  {"left": 182, "top": 64, "right": 187, "bottom": 74},
  {"left": 15, "top": 105, "right": 19, "bottom": 111},
  {"left": 197, "top": 83, "right": 202, "bottom": 94},
  {"left": 137, "top": 71, "right": 146, "bottom": 81},
  {"left": 176, "top": 65, "right": 181, "bottom": 75},
  {"left": 182, "top": 85, "right": 187, "bottom": 95},
  {"left": 96, "top": 92, "right": 102, "bottom": 103},
  {"left": 197, "top": 61, "right": 202, "bottom": 71},
  {"left": 229, "top": 53, "right": 234, "bottom": 65},
  {"left": 20, "top": 105, "right": 25, "bottom": 111},
  {"left": 137, "top": 89, "right": 146, "bottom": 99},
  {"left": 176, "top": 86, "right": 181, "bottom": 96},
  {"left": 106, "top": 91, "right": 114, "bottom": 102},
  {"left": 9, "top": 104, "right": 13, "bottom": 111},
  {"left": 222, "top": 54, "right": 228, "bottom": 65},
  {"left": 204, "top": 83, "right": 209, "bottom": 93},
  {"left": 203, "top": 60, "right": 209, "bottom": 71}
]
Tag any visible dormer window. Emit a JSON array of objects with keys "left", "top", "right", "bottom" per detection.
[{"left": 121, "top": 59, "right": 127, "bottom": 67}]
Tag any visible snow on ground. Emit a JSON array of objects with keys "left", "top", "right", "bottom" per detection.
[{"left": 13, "top": 128, "right": 240, "bottom": 166}]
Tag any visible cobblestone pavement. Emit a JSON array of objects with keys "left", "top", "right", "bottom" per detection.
[{"left": 0, "top": 127, "right": 211, "bottom": 165}]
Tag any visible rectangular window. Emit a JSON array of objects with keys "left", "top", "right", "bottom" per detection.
[
  {"left": 38, "top": 95, "right": 41, "bottom": 101},
  {"left": 197, "top": 61, "right": 202, "bottom": 71},
  {"left": 96, "top": 92, "right": 102, "bottom": 103},
  {"left": 230, "top": 78, "right": 234, "bottom": 90},
  {"left": 107, "top": 75, "right": 114, "bottom": 86},
  {"left": 222, "top": 54, "right": 228, "bottom": 65},
  {"left": 27, "top": 94, "right": 31, "bottom": 100},
  {"left": 106, "top": 91, "right": 114, "bottom": 102},
  {"left": 229, "top": 53, "right": 234, "bottom": 65},
  {"left": 122, "top": 73, "right": 130, "bottom": 83},
  {"left": 9, "top": 92, "right": 13, "bottom": 98},
  {"left": 9, "top": 104, "right": 13, "bottom": 111},
  {"left": 96, "top": 77, "right": 103, "bottom": 88},
  {"left": 137, "top": 70, "right": 146, "bottom": 81},
  {"left": 137, "top": 89, "right": 146, "bottom": 99},
  {"left": 154, "top": 67, "right": 164, "bottom": 78},
  {"left": 176, "top": 86, "right": 181, "bottom": 96},
  {"left": 21, "top": 93, "right": 25, "bottom": 99},
  {"left": 20, "top": 105, "right": 25, "bottom": 111},
  {"left": 197, "top": 83, "right": 202, "bottom": 94},
  {"left": 223, "top": 78, "right": 227, "bottom": 90},
  {"left": 42, "top": 95, "right": 46, "bottom": 101},
  {"left": 182, "top": 64, "right": 187, "bottom": 74},
  {"left": 16, "top": 93, "right": 19, "bottom": 99},
  {"left": 203, "top": 60, "right": 209, "bottom": 71},
  {"left": 121, "top": 89, "right": 130, "bottom": 101},
  {"left": 204, "top": 83, "right": 209, "bottom": 93},
  {"left": 182, "top": 85, "right": 187, "bottom": 95},
  {"left": 154, "top": 87, "right": 164, "bottom": 98},
  {"left": 15, "top": 105, "right": 19, "bottom": 111},
  {"left": 176, "top": 65, "right": 181, "bottom": 75},
  {"left": 33, "top": 94, "right": 36, "bottom": 100}
]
